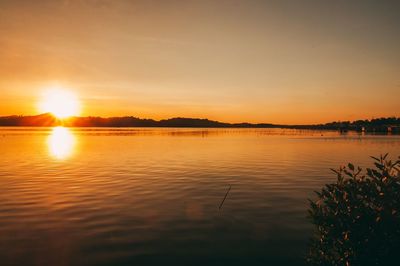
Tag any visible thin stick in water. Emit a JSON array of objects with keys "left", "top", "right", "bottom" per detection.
[{"left": 219, "top": 185, "right": 232, "bottom": 210}]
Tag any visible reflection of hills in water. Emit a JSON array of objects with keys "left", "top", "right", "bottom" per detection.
[
  {"left": 0, "top": 113, "right": 400, "bottom": 133},
  {"left": 2, "top": 127, "right": 400, "bottom": 139}
]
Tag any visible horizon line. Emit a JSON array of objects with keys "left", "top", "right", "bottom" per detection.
[{"left": 0, "top": 113, "right": 399, "bottom": 127}]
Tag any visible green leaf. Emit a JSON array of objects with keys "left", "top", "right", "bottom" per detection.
[
  {"left": 371, "top": 156, "right": 380, "bottom": 162},
  {"left": 374, "top": 162, "right": 384, "bottom": 170}
]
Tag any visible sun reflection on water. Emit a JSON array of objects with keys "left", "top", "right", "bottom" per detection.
[{"left": 48, "top": 127, "right": 75, "bottom": 159}]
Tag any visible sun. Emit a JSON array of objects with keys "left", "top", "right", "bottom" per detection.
[{"left": 39, "top": 88, "right": 80, "bottom": 118}]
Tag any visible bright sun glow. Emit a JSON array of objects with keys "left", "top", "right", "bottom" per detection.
[
  {"left": 48, "top": 127, "right": 75, "bottom": 159},
  {"left": 39, "top": 88, "right": 80, "bottom": 118}
]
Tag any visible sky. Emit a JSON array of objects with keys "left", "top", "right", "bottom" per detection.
[{"left": 0, "top": 0, "right": 399, "bottom": 124}]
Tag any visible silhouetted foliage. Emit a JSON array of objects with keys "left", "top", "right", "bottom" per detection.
[{"left": 307, "top": 154, "right": 400, "bottom": 265}]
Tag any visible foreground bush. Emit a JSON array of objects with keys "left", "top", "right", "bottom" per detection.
[{"left": 307, "top": 154, "right": 400, "bottom": 265}]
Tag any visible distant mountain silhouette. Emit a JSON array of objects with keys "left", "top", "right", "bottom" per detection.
[
  {"left": 0, "top": 113, "right": 275, "bottom": 128},
  {"left": 0, "top": 113, "right": 58, "bottom": 126},
  {"left": 0, "top": 113, "right": 399, "bottom": 132}
]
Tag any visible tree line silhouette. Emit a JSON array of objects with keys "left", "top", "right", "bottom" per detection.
[{"left": 0, "top": 113, "right": 399, "bottom": 132}]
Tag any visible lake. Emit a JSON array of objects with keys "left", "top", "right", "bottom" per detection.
[{"left": 0, "top": 127, "right": 399, "bottom": 265}]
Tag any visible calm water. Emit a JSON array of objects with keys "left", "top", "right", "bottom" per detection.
[{"left": 0, "top": 127, "right": 399, "bottom": 265}]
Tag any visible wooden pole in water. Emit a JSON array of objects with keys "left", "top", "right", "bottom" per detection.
[{"left": 219, "top": 185, "right": 232, "bottom": 210}]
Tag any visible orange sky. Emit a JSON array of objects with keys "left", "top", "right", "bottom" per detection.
[{"left": 1, "top": 0, "right": 399, "bottom": 124}]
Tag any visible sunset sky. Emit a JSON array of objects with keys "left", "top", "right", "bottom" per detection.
[{"left": 1, "top": 0, "right": 399, "bottom": 124}]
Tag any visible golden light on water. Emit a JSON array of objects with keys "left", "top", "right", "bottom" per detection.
[
  {"left": 48, "top": 127, "right": 75, "bottom": 159},
  {"left": 39, "top": 88, "right": 80, "bottom": 119}
]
